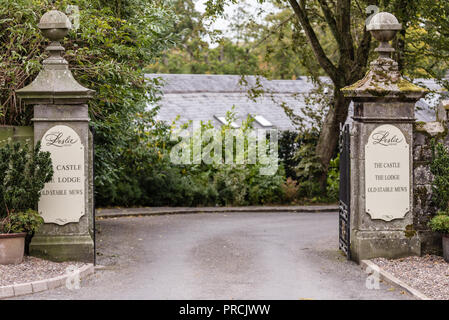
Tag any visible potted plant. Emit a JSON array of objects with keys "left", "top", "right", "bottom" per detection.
[
  {"left": 0, "top": 139, "right": 53, "bottom": 264},
  {"left": 0, "top": 210, "right": 45, "bottom": 264},
  {"left": 429, "top": 211, "right": 449, "bottom": 262}
]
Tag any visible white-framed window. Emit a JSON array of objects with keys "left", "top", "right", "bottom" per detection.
[
  {"left": 214, "top": 115, "right": 240, "bottom": 128},
  {"left": 254, "top": 115, "right": 273, "bottom": 127}
]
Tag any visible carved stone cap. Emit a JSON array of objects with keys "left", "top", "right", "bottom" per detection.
[
  {"left": 38, "top": 10, "right": 72, "bottom": 30},
  {"left": 17, "top": 10, "right": 94, "bottom": 104},
  {"left": 367, "top": 12, "right": 402, "bottom": 31},
  {"left": 342, "top": 11, "right": 427, "bottom": 101},
  {"left": 342, "top": 57, "right": 429, "bottom": 100},
  {"left": 16, "top": 65, "right": 95, "bottom": 104}
]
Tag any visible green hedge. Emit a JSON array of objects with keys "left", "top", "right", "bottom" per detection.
[{"left": 0, "top": 126, "right": 33, "bottom": 145}]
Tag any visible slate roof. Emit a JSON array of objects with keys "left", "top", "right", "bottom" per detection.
[{"left": 146, "top": 74, "right": 446, "bottom": 131}]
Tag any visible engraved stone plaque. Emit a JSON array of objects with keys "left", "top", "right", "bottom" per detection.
[
  {"left": 39, "top": 125, "right": 85, "bottom": 225},
  {"left": 365, "top": 124, "right": 410, "bottom": 221}
]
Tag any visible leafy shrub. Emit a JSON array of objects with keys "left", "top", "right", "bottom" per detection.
[
  {"left": 0, "top": 140, "right": 53, "bottom": 216},
  {"left": 326, "top": 155, "right": 340, "bottom": 202},
  {"left": 429, "top": 211, "right": 449, "bottom": 234},
  {"left": 430, "top": 141, "right": 449, "bottom": 211},
  {"left": 0, "top": 139, "right": 52, "bottom": 234},
  {"left": 281, "top": 177, "right": 300, "bottom": 204},
  {"left": 278, "top": 130, "right": 301, "bottom": 180},
  {"left": 0, "top": 0, "right": 178, "bottom": 208},
  {"left": 97, "top": 110, "right": 286, "bottom": 207},
  {"left": 0, "top": 209, "right": 44, "bottom": 234},
  {"left": 294, "top": 135, "right": 324, "bottom": 200},
  {"left": 247, "top": 164, "right": 285, "bottom": 205},
  {"left": 429, "top": 141, "right": 449, "bottom": 234},
  {"left": 290, "top": 128, "right": 339, "bottom": 203}
]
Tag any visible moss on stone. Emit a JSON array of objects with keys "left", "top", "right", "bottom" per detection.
[
  {"left": 397, "top": 79, "right": 429, "bottom": 92},
  {"left": 342, "top": 78, "right": 365, "bottom": 94},
  {"left": 367, "top": 89, "right": 390, "bottom": 97},
  {"left": 414, "top": 121, "right": 447, "bottom": 139},
  {"left": 414, "top": 185, "right": 428, "bottom": 206},
  {"left": 342, "top": 63, "right": 428, "bottom": 97},
  {"left": 415, "top": 121, "right": 427, "bottom": 129},
  {"left": 404, "top": 224, "right": 417, "bottom": 238}
]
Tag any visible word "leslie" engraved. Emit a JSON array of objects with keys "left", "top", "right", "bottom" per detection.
[
  {"left": 45, "top": 132, "right": 78, "bottom": 147},
  {"left": 371, "top": 131, "right": 403, "bottom": 146}
]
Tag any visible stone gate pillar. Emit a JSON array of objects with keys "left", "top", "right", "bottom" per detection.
[
  {"left": 342, "top": 12, "right": 428, "bottom": 262},
  {"left": 16, "top": 10, "right": 95, "bottom": 262}
]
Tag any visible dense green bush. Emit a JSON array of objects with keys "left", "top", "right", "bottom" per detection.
[
  {"left": 97, "top": 111, "right": 287, "bottom": 207},
  {"left": 430, "top": 141, "right": 449, "bottom": 212},
  {"left": 285, "top": 126, "right": 340, "bottom": 203},
  {"left": 326, "top": 155, "right": 340, "bottom": 202},
  {"left": 1, "top": 209, "right": 44, "bottom": 235},
  {"left": 278, "top": 128, "right": 339, "bottom": 203},
  {"left": 0, "top": 0, "right": 177, "bottom": 205},
  {"left": 278, "top": 130, "right": 301, "bottom": 180},
  {"left": 0, "top": 1, "right": 337, "bottom": 207},
  {"left": 0, "top": 140, "right": 53, "bottom": 217},
  {"left": 429, "top": 212, "right": 449, "bottom": 234},
  {"left": 429, "top": 141, "right": 449, "bottom": 234},
  {"left": 293, "top": 132, "right": 324, "bottom": 200},
  {"left": 0, "top": 140, "right": 52, "bottom": 234}
]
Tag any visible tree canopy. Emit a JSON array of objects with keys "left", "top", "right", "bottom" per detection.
[
  {"left": 0, "top": 0, "right": 177, "bottom": 200},
  {"left": 195, "top": 0, "right": 449, "bottom": 188}
]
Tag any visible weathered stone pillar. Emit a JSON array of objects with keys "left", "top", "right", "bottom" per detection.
[
  {"left": 342, "top": 12, "right": 428, "bottom": 262},
  {"left": 16, "top": 10, "right": 94, "bottom": 262}
]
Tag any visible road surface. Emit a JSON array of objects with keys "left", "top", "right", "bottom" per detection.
[{"left": 16, "top": 211, "right": 412, "bottom": 300}]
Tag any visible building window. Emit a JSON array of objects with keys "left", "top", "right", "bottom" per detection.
[
  {"left": 214, "top": 116, "right": 240, "bottom": 128},
  {"left": 254, "top": 115, "right": 273, "bottom": 127}
]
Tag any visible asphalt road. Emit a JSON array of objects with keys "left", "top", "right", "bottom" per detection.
[{"left": 16, "top": 211, "right": 412, "bottom": 300}]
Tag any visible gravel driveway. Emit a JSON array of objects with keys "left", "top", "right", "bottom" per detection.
[
  {"left": 374, "top": 255, "right": 449, "bottom": 300},
  {"left": 12, "top": 211, "right": 412, "bottom": 300}
]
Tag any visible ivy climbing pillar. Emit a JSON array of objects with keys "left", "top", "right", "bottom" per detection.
[{"left": 16, "top": 10, "right": 95, "bottom": 262}]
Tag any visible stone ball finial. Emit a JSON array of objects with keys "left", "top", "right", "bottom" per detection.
[
  {"left": 38, "top": 10, "right": 72, "bottom": 42},
  {"left": 16, "top": 9, "right": 95, "bottom": 103},
  {"left": 367, "top": 12, "right": 401, "bottom": 31},
  {"left": 367, "top": 12, "right": 402, "bottom": 56}
]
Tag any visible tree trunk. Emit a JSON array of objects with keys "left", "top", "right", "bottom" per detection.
[{"left": 315, "top": 86, "right": 351, "bottom": 190}]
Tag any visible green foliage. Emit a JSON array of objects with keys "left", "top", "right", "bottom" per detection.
[
  {"left": 0, "top": 139, "right": 53, "bottom": 217},
  {"left": 0, "top": 0, "right": 178, "bottom": 204},
  {"left": 1, "top": 209, "right": 44, "bottom": 234},
  {"left": 429, "top": 211, "right": 449, "bottom": 235},
  {"left": 429, "top": 141, "right": 449, "bottom": 234},
  {"left": 281, "top": 177, "right": 300, "bottom": 204},
  {"left": 403, "top": 1, "right": 449, "bottom": 81},
  {"left": 326, "top": 155, "right": 340, "bottom": 202},
  {"left": 284, "top": 128, "right": 339, "bottom": 203},
  {"left": 0, "top": 139, "right": 52, "bottom": 234},
  {"left": 147, "top": 0, "right": 261, "bottom": 75},
  {"left": 430, "top": 141, "right": 449, "bottom": 212},
  {"left": 148, "top": 38, "right": 261, "bottom": 75},
  {"left": 293, "top": 132, "right": 323, "bottom": 199},
  {"left": 278, "top": 130, "right": 301, "bottom": 180},
  {"left": 212, "top": 162, "right": 285, "bottom": 206},
  {"left": 98, "top": 109, "right": 287, "bottom": 207}
]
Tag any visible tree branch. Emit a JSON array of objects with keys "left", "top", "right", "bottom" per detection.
[
  {"left": 316, "top": 0, "right": 343, "bottom": 48},
  {"left": 287, "top": 0, "right": 340, "bottom": 84},
  {"left": 352, "top": 27, "right": 371, "bottom": 82},
  {"left": 336, "top": 0, "right": 354, "bottom": 61},
  {"left": 250, "top": 14, "right": 296, "bottom": 51}
]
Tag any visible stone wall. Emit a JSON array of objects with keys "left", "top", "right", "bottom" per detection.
[
  {"left": 0, "top": 126, "right": 33, "bottom": 144},
  {"left": 413, "top": 104, "right": 448, "bottom": 255}
]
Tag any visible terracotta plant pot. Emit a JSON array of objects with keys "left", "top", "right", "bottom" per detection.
[
  {"left": 0, "top": 233, "right": 26, "bottom": 265},
  {"left": 444, "top": 235, "right": 449, "bottom": 263}
]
